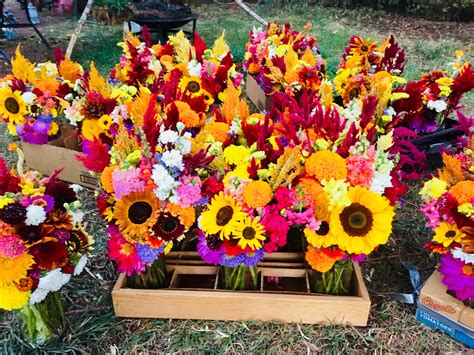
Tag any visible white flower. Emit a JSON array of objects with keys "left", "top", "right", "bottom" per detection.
[
  {"left": 21, "top": 92, "right": 36, "bottom": 105},
  {"left": 25, "top": 205, "right": 46, "bottom": 226},
  {"left": 37, "top": 269, "right": 71, "bottom": 293},
  {"left": 68, "top": 209, "right": 84, "bottom": 225},
  {"left": 175, "top": 133, "right": 192, "bottom": 154},
  {"left": 229, "top": 117, "right": 242, "bottom": 135},
  {"left": 74, "top": 255, "right": 88, "bottom": 276},
  {"left": 159, "top": 130, "right": 179, "bottom": 145},
  {"left": 452, "top": 248, "right": 474, "bottom": 265},
  {"left": 29, "top": 288, "right": 48, "bottom": 304},
  {"left": 161, "top": 149, "right": 184, "bottom": 171},
  {"left": 384, "top": 107, "right": 396, "bottom": 116},
  {"left": 427, "top": 100, "right": 447, "bottom": 113},
  {"left": 187, "top": 59, "right": 202, "bottom": 77},
  {"left": 370, "top": 171, "right": 393, "bottom": 194},
  {"left": 70, "top": 184, "right": 83, "bottom": 193},
  {"left": 152, "top": 164, "right": 179, "bottom": 200}
]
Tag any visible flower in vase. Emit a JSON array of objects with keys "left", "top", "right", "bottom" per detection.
[
  {"left": 242, "top": 249, "right": 265, "bottom": 267},
  {"left": 107, "top": 226, "right": 145, "bottom": 276},
  {"left": 331, "top": 186, "right": 394, "bottom": 255},
  {"left": 114, "top": 190, "right": 159, "bottom": 242},
  {"left": 432, "top": 222, "right": 465, "bottom": 247},
  {"left": 220, "top": 253, "right": 245, "bottom": 267},
  {"left": 306, "top": 246, "right": 343, "bottom": 273},
  {"left": 136, "top": 243, "right": 163, "bottom": 264},
  {"left": 197, "top": 231, "right": 225, "bottom": 265},
  {"left": 233, "top": 217, "right": 266, "bottom": 250},
  {"left": 201, "top": 192, "right": 246, "bottom": 239},
  {"left": 0, "top": 284, "right": 30, "bottom": 310},
  {"left": 439, "top": 252, "right": 474, "bottom": 301}
]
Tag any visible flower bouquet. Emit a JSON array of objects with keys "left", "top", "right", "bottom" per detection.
[
  {"left": 420, "top": 120, "right": 474, "bottom": 304},
  {"left": 243, "top": 22, "right": 323, "bottom": 99},
  {"left": 0, "top": 149, "right": 92, "bottom": 344}
]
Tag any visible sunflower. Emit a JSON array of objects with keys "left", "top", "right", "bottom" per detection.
[
  {"left": 233, "top": 217, "right": 266, "bottom": 250},
  {"left": 179, "top": 76, "right": 204, "bottom": 97},
  {"left": 201, "top": 192, "right": 246, "bottom": 239},
  {"left": 114, "top": 190, "right": 160, "bottom": 242},
  {"left": 331, "top": 186, "right": 394, "bottom": 255},
  {"left": 349, "top": 37, "right": 377, "bottom": 57},
  {"left": 433, "top": 222, "right": 464, "bottom": 247},
  {"left": 150, "top": 211, "right": 185, "bottom": 242},
  {"left": 0, "top": 88, "right": 27, "bottom": 124},
  {"left": 0, "top": 283, "right": 30, "bottom": 311},
  {"left": 342, "top": 78, "right": 367, "bottom": 104},
  {"left": 304, "top": 221, "right": 336, "bottom": 248}
]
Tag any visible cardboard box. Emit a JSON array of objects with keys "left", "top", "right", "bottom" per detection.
[
  {"left": 21, "top": 125, "right": 99, "bottom": 189},
  {"left": 112, "top": 260, "right": 371, "bottom": 325},
  {"left": 417, "top": 271, "right": 473, "bottom": 346},
  {"left": 245, "top": 73, "right": 272, "bottom": 112}
]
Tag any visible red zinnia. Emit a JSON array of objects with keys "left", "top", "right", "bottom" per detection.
[{"left": 30, "top": 240, "right": 68, "bottom": 270}]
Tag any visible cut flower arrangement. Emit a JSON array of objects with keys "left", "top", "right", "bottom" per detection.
[
  {"left": 0, "top": 146, "right": 93, "bottom": 344},
  {"left": 420, "top": 114, "right": 474, "bottom": 303}
]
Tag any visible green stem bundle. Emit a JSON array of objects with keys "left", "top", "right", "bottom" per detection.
[
  {"left": 310, "top": 260, "right": 353, "bottom": 295},
  {"left": 127, "top": 258, "right": 168, "bottom": 289},
  {"left": 221, "top": 265, "right": 259, "bottom": 290}
]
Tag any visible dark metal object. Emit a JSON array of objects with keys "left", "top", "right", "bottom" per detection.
[
  {"left": 0, "top": 0, "right": 51, "bottom": 50},
  {"left": 128, "top": 1, "right": 197, "bottom": 43}
]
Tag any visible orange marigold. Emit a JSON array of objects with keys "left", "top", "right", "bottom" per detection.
[
  {"left": 243, "top": 181, "right": 273, "bottom": 208},
  {"left": 304, "top": 150, "right": 347, "bottom": 182},
  {"left": 305, "top": 246, "right": 337, "bottom": 273},
  {"left": 298, "top": 178, "right": 330, "bottom": 220},
  {"left": 101, "top": 165, "right": 117, "bottom": 194},
  {"left": 175, "top": 101, "right": 200, "bottom": 127},
  {"left": 449, "top": 180, "right": 474, "bottom": 205},
  {"left": 205, "top": 121, "right": 230, "bottom": 143},
  {"left": 167, "top": 203, "right": 196, "bottom": 228}
]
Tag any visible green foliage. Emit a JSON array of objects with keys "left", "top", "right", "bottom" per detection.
[{"left": 94, "top": 0, "right": 131, "bottom": 13}]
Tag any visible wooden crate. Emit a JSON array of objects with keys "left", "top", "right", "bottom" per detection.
[{"left": 112, "top": 262, "right": 371, "bottom": 325}]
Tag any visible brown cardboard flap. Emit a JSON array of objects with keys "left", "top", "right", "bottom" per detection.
[
  {"left": 245, "top": 73, "right": 272, "bottom": 112},
  {"left": 419, "top": 271, "right": 474, "bottom": 329}
]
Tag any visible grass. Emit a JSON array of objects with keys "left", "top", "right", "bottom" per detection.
[{"left": 0, "top": 2, "right": 473, "bottom": 352}]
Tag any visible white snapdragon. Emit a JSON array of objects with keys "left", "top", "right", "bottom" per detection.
[
  {"left": 370, "top": 171, "right": 393, "bottom": 194},
  {"left": 427, "top": 100, "right": 447, "bottom": 113},
  {"left": 161, "top": 149, "right": 184, "bottom": 171},
  {"left": 159, "top": 130, "right": 179, "bottom": 145},
  {"left": 25, "top": 205, "right": 47, "bottom": 226},
  {"left": 187, "top": 59, "right": 202, "bottom": 77}
]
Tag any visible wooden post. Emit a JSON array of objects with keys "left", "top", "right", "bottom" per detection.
[
  {"left": 65, "top": 0, "right": 95, "bottom": 59},
  {"left": 235, "top": 0, "right": 268, "bottom": 26}
]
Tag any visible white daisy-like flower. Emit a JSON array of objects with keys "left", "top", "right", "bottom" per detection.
[
  {"left": 25, "top": 205, "right": 46, "bottom": 226},
  {"left": 370, "top": 171, "right": 393, "bottom": 194},
  {"left": 74, "top": 255, "right": 88, "bottom": 276},
  {"left": 159, "top": 130, "right": 179, "bottom": 145},
  {"left": 452, "top": 248, "right": 474, "bottom": 265},
  {"left": 37, "top": 268, "right": 71, "bottom": 293},
  {"left": 21, "top": 92, "right": 36, "bottom": 105},
  {"left": 29, "top": 288, "right": 48, "bottom": 305},
  {"left": 427, "top": 100, "right": 447, "bottom": 113},
  {"left": 187, "top": 59, "right": 202, "bottom": 77},
  {"left": 161, "top": 149, "right": 184, "bottom": 171}
]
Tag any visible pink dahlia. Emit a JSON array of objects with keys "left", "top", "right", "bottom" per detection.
[{"left": 107, "top": 225, "right": 145, "bottom": 276}]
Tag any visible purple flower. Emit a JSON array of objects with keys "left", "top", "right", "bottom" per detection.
[
  {"left": 220, "top": 253, "right": 244, "bottom": 267},
  {"left": 53, "top": 229, "right": 70, "bottom": 242},
  {"left": 197, "top": 230, "right": 225, "bottom": 265},
  {"left": 38, "top": 114, "right": 53, "bottom": 123},
  {"left": 439, "top": 252, "right": 474, "bottom": 301},
  {"left": 32, "top": 119, "right": 50, "bottom": 135},
  {"left": 21, "top": 194, "right": 55, "bottom": 212},
  {"left": 136, "top": 243, "right": 163, "bottom": 263},
  {"left": 242, "top": 249, "right": 264, "bottom": 267}
]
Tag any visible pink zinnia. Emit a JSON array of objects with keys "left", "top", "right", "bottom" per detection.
[
  {"left": 0, "top": 235, "right": 26, "bottom": 258},
  {"left": 439, "top": 252, "right": 474, "bottom": 301},
  {"left": 107, "top": 225, "right": 145, "bottom": 276},
  {"left": 176, "top": 176, "right": 202, "bottom": 208}
]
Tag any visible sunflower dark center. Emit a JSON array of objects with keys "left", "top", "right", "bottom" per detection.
[
  {"left": 160, "top": 216, "right": 178, "bottom": 233},
  {"left": 316, "top": 221, "right": 330, "bottom": 236},
  {"left": 242, "top": 227, "right": 256, "bottom": 240},
  {"left": 360, "top": 45, "right": 369, "bottom": 52},
  {"left": 207, "top": 234, "right": 223, "bottom": 250},
  {"left": 216, "top": 206, "right": 234, "bottom": 226},
  {"left": 445, "top": 230, "right": 457, "bottom": 239},
  {"left": 128, "top": 201, "right": 153, "bottom": 224},
  {"left": 340, "top": 203, "right": 373, "bottom": 237},
  {"left": 349, "top": 87, "right": 360, "bottom": 100},
  {"left": 5, "top": 97, "right": 20, "bottom": 114},
  {"left": 187, "top": 81, "right": 200, "bottom": 93}
]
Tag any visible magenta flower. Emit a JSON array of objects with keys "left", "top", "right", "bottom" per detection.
[{"left": 439, "top": 252, "right": 474, "bottom": 301}]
